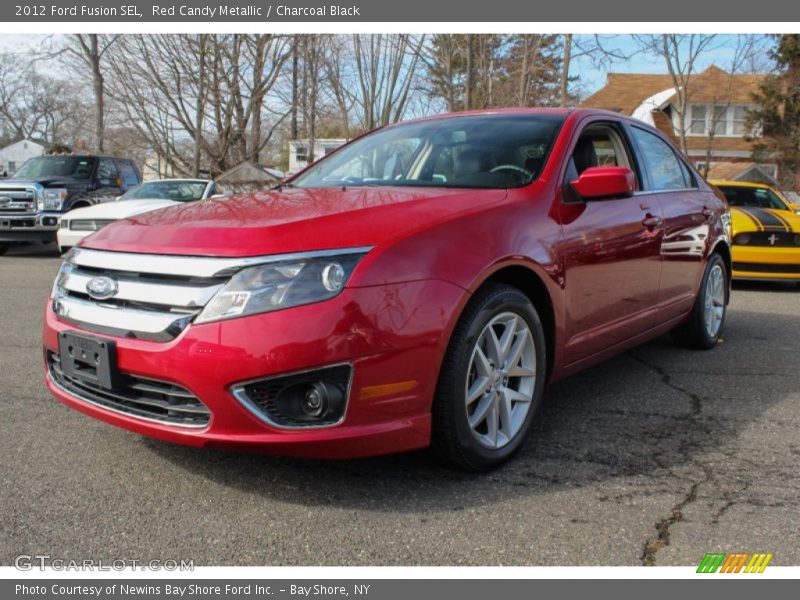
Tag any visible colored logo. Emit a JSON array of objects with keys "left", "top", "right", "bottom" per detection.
[{"left": 697, "top": 552, "right": 773, "bottom": 573}]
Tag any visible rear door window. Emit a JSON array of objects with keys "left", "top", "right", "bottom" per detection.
[
  {"left": 631, "top": 127, "right": 692, "bottom": 191},
  {"left": 115, "top": 160, "right": 141, "bottom": 187},
  {"left": 97, "top": 158, "right": 118, "bottom": 184}
]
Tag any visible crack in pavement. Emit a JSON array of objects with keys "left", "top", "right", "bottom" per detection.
[
  {"left": 640, "top": 474, "right": 709, "bottom": 566},
  {"left": 627, "top": 351, "right": 714, "bottom": 566}
]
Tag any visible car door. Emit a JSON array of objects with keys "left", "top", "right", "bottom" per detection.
[
  {"left": 114, "top": 159, "right": 142, "bottom": 193},
  {"left": 628, "top": 125, "right": 709, "bottom": 322},
  {"left": 559, "top": 120, "right": 664, "bottom": 364}
]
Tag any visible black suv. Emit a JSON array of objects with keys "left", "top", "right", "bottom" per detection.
[{"left": 0, "top": 155, "right": 141, "bottom": 254}]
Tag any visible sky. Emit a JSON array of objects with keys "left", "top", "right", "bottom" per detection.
[
  {"left": 0, "top": 33, "right": 775, "bottom": 99},
  {"left": 569, "top": 34, "right": 774, "bottom": 95}
]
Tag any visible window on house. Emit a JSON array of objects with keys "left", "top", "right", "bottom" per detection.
[
  {"left": 713, "top": 106, "right": 728, "bottom": 136},
  {"left": 8, "top": 161, "right": 16, "bottom": 172},
  {"left": 732, "top": 106, "right": 749, "bottom": 135},
  {"left": 295, "top": 145, "right": 308, "bottom": 162},
  {"left": 690, "top": 105, "right": 706, "bottom": 134}
]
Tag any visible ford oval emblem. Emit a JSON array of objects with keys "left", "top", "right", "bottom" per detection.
[{"left": 85, "top": 276, "right": 118, "bottom": 300}]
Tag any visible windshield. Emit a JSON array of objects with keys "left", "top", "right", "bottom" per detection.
[
  {"left": 717, "top": 185, "right": 791, "bottom": 211},
  {"left": 14, "top": 156, "right": 96, "bottom": 180},
  {"left": 119, "top": 180, "right": 209, "bottom": 202},
  {"left": 291, "top": 114, "right": 565, "bottom": 189}
]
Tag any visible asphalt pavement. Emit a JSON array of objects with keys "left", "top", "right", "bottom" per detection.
[{"left": 1, "top": 243, "right": 798, "bottom": 566}]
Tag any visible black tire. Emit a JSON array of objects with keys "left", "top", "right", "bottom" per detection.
[
  {"left": 671, "top": 253, "right": 728, "bottom": 349},
  {"left": 58, "top": 246, "right": 70, "bottom": 256},
  {"left": 0, "top": 242, "right": 8, "bottom": 256},
  {"left": 432, "top": 283, "right": 547, "bottom": 471}
]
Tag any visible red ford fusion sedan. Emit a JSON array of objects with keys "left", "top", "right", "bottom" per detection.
[{"left": 43, "top": 109, "right": 731, "bottom": 470}]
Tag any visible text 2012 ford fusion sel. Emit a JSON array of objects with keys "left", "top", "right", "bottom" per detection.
[{"left": 43, "top": 109, "right": 731, "bottom": 470}]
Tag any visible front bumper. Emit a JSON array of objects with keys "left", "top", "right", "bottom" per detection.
[
  {"left": 42, "top": 279, "right": 465, "bottom": 458},
  {"left": 56, "top": 227, "right": 91, "bottom": 250},
  {"left": 0, "top": 212, "right": 61, "bottom": 242},
  {"left": 732, "top": 245, "right": 800, "bottom": 281}
]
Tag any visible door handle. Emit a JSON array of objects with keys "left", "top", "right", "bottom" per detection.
[{"left": 642, "top": 214, "right": 663, "bottom": 229}]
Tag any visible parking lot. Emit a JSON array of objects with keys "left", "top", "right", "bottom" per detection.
[{"left": 1, "top": 243, "right": 798, "bottom": 566}]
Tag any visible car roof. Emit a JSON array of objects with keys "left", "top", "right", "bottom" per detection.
[{"left": 380, "top": 107, "right": 628, "bottom": 128}]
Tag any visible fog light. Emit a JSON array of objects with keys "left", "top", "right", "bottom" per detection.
[
  {"left": 233, "top": 365, "right": 352, "bottom": 428},
  {"left": 303, "top": 383, "right": 327, "bottom": 417}
]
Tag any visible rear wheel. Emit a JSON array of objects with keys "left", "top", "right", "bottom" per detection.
[
  {"left": 671, "top": 253, "right": 727, "bottom": 349},
  {"left": 432, "top": 283, "right": 547, "bottom": 471}
]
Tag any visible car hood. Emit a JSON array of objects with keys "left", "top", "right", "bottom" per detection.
[
  {"left": 731, "top": 206, "right": 800, "bottom": 233},
  {"left": 81, "top": 186, "right": 508, "bottom": 257},
  {"left": 0, "top": 177, "right": 88, "bottom": 188},
  {"left": 66, "top": 199, "right": 180, "bottom": 220}
]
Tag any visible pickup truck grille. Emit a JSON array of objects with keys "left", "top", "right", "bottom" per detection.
[
  {"left": 0, "top": 186, "right": 36, "bottom": 214},
  {"left": 47, "top": 351, "right": 211, "bottom": 427}
]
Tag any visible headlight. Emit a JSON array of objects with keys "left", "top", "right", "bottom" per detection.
[
  {"left": 195, "top": 251, "right": 368, "bottom": 324},
  {"left": 734, "top": 233, "right": 751, "bottom": 245},
  {"left": 51, "top": 256, "right": 74, "bottom": 301},
  {"left": 43, "top": 188, "right": 68, "bottom": 211}
]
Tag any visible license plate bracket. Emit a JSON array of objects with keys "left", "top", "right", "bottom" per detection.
[{"left": 58, "top": 331, "right": 121, "bottom": 390}]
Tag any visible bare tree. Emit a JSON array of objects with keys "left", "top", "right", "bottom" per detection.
[
  {"left": 351, "top": 34, "right": 426, "bottom": 130},
  {"left": 106, "top": 34, "right": 291, "bottom": 176},
  {"left": 0, "top": 53, "right": 88, "bottom": 146},
  {"left": 560, "top": 35, "right": 635, "bottom": 106},
  {"left": 700, "top": 36, "right": 763, "bottom": 177},
  {"left": 53, "top": 35, "right": 118, "bottom": 152},
  {"left": 636, "top": 34, "right": 719, "bottom": 154}
]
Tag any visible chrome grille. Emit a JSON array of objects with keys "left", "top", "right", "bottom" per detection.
[
  {"left": 47, "top": 351, "right": 210, "bottom": 427},
  {"left": 52, "top": 248, "right": 235, "bottom": 341},
  {"left": 70, "top": 219, "right": 115, "bottom": 231},
  {"left": 0, "top": 186, "right": 37, "bottom": 214}
]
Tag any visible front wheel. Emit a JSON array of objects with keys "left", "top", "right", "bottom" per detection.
[
  {"left": 432, "top": 283, "right": 547, "bottom": 471},
  {"left": 671, "top": 253, "right": 728, "bottom": 349}
]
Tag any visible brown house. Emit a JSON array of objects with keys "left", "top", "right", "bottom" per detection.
[{"left": 580, "top": 66, "right": 780, "bottom": 186}]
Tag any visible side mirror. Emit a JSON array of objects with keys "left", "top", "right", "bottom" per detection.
[{"left": 570, "top": 166, "right": 635, "bottom": 200}]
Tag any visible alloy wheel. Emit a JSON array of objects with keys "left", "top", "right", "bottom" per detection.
[
  {"left": 465, "top": 312, "right": 536, "bottom": 449},
  {"left": 704, "top": 264, "right": 725, "bottom": 338}
]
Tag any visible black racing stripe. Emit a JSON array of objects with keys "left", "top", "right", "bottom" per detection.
[
  {"left": 765, "top": 209, "right": 794, "bottom": 229},
  {"left": 737, "top": 207, "right": 789, "bottom": 231},
  {"left": 733, "top": 207, "right": 762, "bottom": 230}
]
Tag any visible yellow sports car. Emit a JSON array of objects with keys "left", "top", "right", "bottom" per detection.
[{"left": 710, "top": 180, "right": 800, "bottom": 283}]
